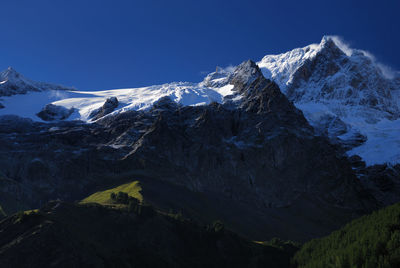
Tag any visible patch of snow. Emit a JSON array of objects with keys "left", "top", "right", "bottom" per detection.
[
  {"left": 297, "top": 101, "right": 400, "bottom": 165},
  {"left": 213, "top": 84, "right": 234, "bottom": 96},
  {"left": 0, "top": 82, "right": 239, "bottom": 122},
  {"left": 295, "top": 102, "right": 336, "bottom": 122},
  {"left": 49, "top": 127, "right": 60, "bottom": 132},
  {"left": 346, "top": 118, "right": 400, "bottom": 165},
  {"left": 1, "top": 37, "right": 399, "bottom": 166},
  {"left": 257, "top": 43, "right": 320, "bottom": 92},
  {"left": 108, "top": 144, "right": 126, "bottom": 149},
  {"left": 0, "top": 91, "right": 69, "bottom": 122}
]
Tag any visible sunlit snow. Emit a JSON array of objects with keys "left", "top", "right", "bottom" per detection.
[
  {"left": 257, "top": 36, "right": 400, "bottom": 165},
  {"left": 0, "top": 36, "right": 399, "bottom": 166},
  {"left": 0, "top": 83, "right": 237, "bottom": 122}
]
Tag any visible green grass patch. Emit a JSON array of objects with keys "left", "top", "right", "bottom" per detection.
[
  {"left": 23, "top": 209, "right": 39, "bottom": 215},
  {"left": 80, "top": 181, "right": 143, "bottom": 205}
]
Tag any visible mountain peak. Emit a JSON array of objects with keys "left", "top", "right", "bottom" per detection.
[
  {"left": 230, "top": 60, "right": 263, "bottom": 89},
  {"left": 0, "top": 66, "right": 21, "bottom": 81},
  {"left": 255, "top": 36, "right": 400, "bottom": 165},
  {"left": 6, "top": 66, "right": 16, "bottom": 72},
  {"left": 320, "top": 35, "right": 337, "bottom": 46},
  {"left": 320, "top": 35, "right": 335, "bottom": 46},
  {"left": 0, "top": 67, "right": 73, "bottom": 98},
  {"left": 318, "top": 36, "right": 347, "bottom": 59}
]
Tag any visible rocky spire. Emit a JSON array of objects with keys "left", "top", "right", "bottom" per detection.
[
  {"left": 229, "top": 60, "right": 264, "bottom": 91},
  {"left": 0, "top": 67, "right": 20, "bottom": 81}
]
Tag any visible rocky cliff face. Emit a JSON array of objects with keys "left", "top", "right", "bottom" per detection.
[
  {"left": 2, "top": 38, "right": 398, "bottom": 166},
  {"left": 120, "top": 62, "right": 374, "bottom": 211},
  {"left": 37, "top": 104, "right": 76, "bottom": 121},
  {"left": 89, "top": 97, "right": 119, "bottom": 121},
  {"left": 257, "top": 36, "right": 400, "bottom": 165},
  {"left": 0, "top": 61, "right": 378, "bottom": 241}
]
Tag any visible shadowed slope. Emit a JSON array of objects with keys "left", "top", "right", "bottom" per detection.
[{"left": 0, "top": 201, "right": 298, "bottom": 268}]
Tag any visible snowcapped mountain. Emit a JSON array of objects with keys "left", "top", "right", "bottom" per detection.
[
  {"left": 258, "top": 36, "right": 400, "bottom": 120},
  {"left": 0, "top": 67, "right": 73, "bottom": 111},
  {"left": 0, "top": 59, "right": 376, "bottom": 243},
  {"left": 258, "top": 36, "right": 400, "bottom": 165},
  {"left": 0, "top": 36, "right": 398, "bottom": 165},
  {"left": 0, "top": 68, "right": 238, "bottom": 122},
  {"left": 0, "top": 67, "right": 72, "bottom": 96},
  {"left": 197, "top": 37, "right": 400, "bottom": 165}
]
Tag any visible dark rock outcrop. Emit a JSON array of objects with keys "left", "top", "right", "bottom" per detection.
[
  {"left": 89, "top": 97, "right": 119, "bottom": 120},
  {"left": 36, "top": 104, "right": 75, "bottom": 121}
]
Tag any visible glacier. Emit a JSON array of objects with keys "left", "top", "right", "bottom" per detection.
[
  {"left": 0, "top": 81, "right": 235, "bottom": 122},
  {"left": 0, "top": 36, "right": 399, "bottom": 165}
]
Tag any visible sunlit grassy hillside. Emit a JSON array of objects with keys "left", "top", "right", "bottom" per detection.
[{"left": 80, "top": 180, "right": 143, "bottom": 205}]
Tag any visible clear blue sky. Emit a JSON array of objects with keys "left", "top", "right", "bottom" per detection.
[{"left": 0, "top": 0, "right": 399, "bottom": 90}]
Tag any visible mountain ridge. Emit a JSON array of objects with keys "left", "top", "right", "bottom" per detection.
[
  {"left": 0, "top": 38, "right": 399, "bottom": 244},
  {"left": 0, "top": 67, "right": 73, "bottom": 97},
  {"left": 1, "top": 36, "right": 398, "bottom": 165},
  {"left": 0, "top": 59, "right": 379, "bottom": 242}
]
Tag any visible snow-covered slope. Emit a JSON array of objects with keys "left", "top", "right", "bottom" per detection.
[
  {"left": 0, "top": 67, "right": 74, "bottom": 114},
  {"left": 257, "top": 36, "right": 400, "bottom": 165},
  {"left": 257, "top": 42, "right": 321, "bottom": 90},
  {"left": 200, "top": 37, "right": 400, "bottom": 165},
  {"left": 53, "top": 82, "right": 236, "bottom": 121},
  {"left": 0, "top": 36, "right": 398, "bottom": 165},
  {"left": 0, "top": 74, "right": 236, "bottom": 122}
]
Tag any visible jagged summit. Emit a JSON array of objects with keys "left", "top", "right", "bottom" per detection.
[
  {"left": 319, "top": 36, "right": 346, "bottom": 57},
  {"left": 284, "top": 37, "right": 398, "bottom": 116},
  {"left": 256, "top": 36, "right": 400, "bottom": 165},
  {"left": 0, "top": 38, "right": 396, "bottom": 250},
  {"left": 315, "top": 36, "right": 348, "bottom": 65},
  {"left": 199, "top": 37, "right": 400, "bottom": 165},
  {"left": 0, "top": 67, "right": 24, "bottom": 88},
  {"left": 0, "top": 66, "right": 19, "bottom": 80},
  {"left": 257, "top": 36, "right": 391, "bottom": 92},
  {"left": 0, "top": 37, "right": 398, "bottom": 164},
  {"left": 230, "top": 60, "right": 264, "bottom": 90},
  {"left": 200, "top": 65, "right": 232, "bottom": 88},
  {"left": 0, "top": 66, "right": 73, "bottom": 97}
]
